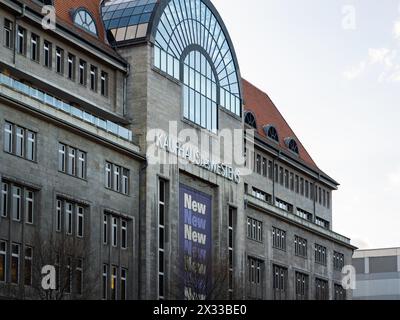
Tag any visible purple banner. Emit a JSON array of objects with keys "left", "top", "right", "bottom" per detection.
[{"left": 179, "top": 184, "right": 212, "bottom": 300}]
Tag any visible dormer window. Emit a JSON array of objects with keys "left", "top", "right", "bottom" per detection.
[
  {"left": 285, "top": 137, "right": 299, "bottom": 154},
  {"left": 244, "top": 112, "right": 257, "bottom": 129},
  {"left": 74, "top": 9, "right": 98, "bottom": 36},
  {"left": 264, "top": 125, "right": 279, "bottom": 143}
]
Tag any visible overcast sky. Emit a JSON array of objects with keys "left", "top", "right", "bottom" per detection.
[{"left": 212, "top": 0, "right": 400, "bottom": 250}]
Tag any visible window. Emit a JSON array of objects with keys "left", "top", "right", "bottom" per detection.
[
  {"left": 60, "top": 144, "right": 86, "bottom": 179},
  {"left": 68, "top": 147, "right": 76, "bottom": 176},
  {"left": 295, "top": 235, "right": 307, "bottom": 258},
  {"left": 255, "top": 154, "right": 261, "bottom": 174},
  {"left": 252, "top": 188, "right": 271, "bottom": 203},
  {"left": 275, "top": 198, "right": 292, "bottom": 213},
  {"left": 12, "top": 186, "right": 22, "bottom": 221},
  {"left": 67, "top": 54, "right": 76, "bottom": 80},
  {"left": 264, "top": 125, "right": 279, "bottom": 142},
  {"left": 300, "top": 178, "right": 304, "bottom": 195},
  {"left": 315, "top": 216, "right": 330, "bottom": 229},
  {"left": 102, "top": 264, "right": 108, "bottom": 300},
  {"left": 4, "top": 122, "right": 36, "bottom": 161},
  {"left": 289, "top": 172, "right": 294, "bottom": 191},
  {"left": 77, "top": 151, "right": 86, "bottom": 179},
  {"left": 183, "top": 50, "right": 218, "bottom": 133},
  {"left": 327, "top": 191, "right": 330, "bottom": 209},
  {"left": 25, "top": 190, "right": 34, "bottom": 224},
  {"left": 4, "top": 19, "right": 13, "bottom": 48},
  {"left": 274, "top": 164, "right": 278, "bottom": 182},
  {"left": 247, "top": 217, "right": 262, "bottom": 242},
  {"left": 333, "top": 251, "right": 345, "bottom": 271},
  {"left": 315, "top": 278, "right": 329, "bottom": 300},
  {"left": 158, "top": 179, "right": 166, "bottom": 299},
  {"left": 286, "top": 138, "right": 299, "bottom": 154},
  {"left": 30, "top": 33, "right": 40, "bottom": 62},
  {"left": 228, "top": 207, "right": 235, "bottom": 299},
  {"left": 272, "top": 227, "right": 286, "bottom": 251},
  {"left": 79, "top": 60, "right": 87, "bottom": 86},
  {"left": 262, "top": 157, "right": 267, "bottom": 177},
  {"left": 295, "top": 175, "right": 299, "bottom": 193},
  {"left": 101, "top": 71, "right": 109, "bottom": 97},
  {"left": 315, "top": 244, "right": 327, "bottom": 266},
  {"left": 103, "top": 214, "right": 108, "bottom": 245},
  {"left": 334, "top": 284, "right": 346, "bottom": 300},
  {"left": 105, "top": 162, "right": 129, "bottom": 195},
  {"left": 267, "top": 160, "right": 273, "bottom": 180},
  {"left": 284, "top": 170, "right": 289, "bottom": 188},
  {"left": 295, "top": 272, "right": 308, "bottom": 300},
  {"left": 0, "top": 240, "right": 6, "bottom": 282},
  {"left": 296, "top": 208, "right": 312, "bottom": 221},
  {"left": 120, "top": 268, "right": 127, "bottom": 300},
  {"left": 1, "top": 182, "right": 8, "bottom": 217},
  {"left": 305, "top": 180, "right": 309, "bottom": 198},
  {"left": 11, "top": 243, "right": 20, "bottom": 284},
  {"left": 90, "top": 65, "right": 98, "bottom": 91},
  {"left": 17, "top": 26, "right": 26, "bottom": 55},
  {"left": 111, "top": 266, "right": 117, "bottom": 300},
  {"left": 247, "top": 257, "right": 263, "bottom": 299},
  {"left": 121, "top": 220, "right": 127, "bottom": 249},
  {"left": 24, "top": 246, "right": 33, "bottom": 286},
  {"left": 244, "top": 112, "right": 257, "bottom": 129},
  {"left": 76, "top": 259, "right": 83, "bottom": 295},
  {"left": 279, "top": 167, "right": 284, "bottom": 185},
  {"left": 273, "top": 265, "right": 287, "bottom": 300},
  {"left": 319, "top": 187, "right": 322, "bottom": 205},
  {"left": 66, "top": 202, "right": 73, "bottom": 235},
  {"left": 43, "top": 41, "right": 52, "bottom": 68},
  {"left": 56, "top": 199, "right": 62, "bottom": 232},
  {"left": 65, "top": 257, "right": 71, "bottom": 294},
  {"left": 77, "top": 206, "right": 84, "bottom": 238},
  {"left": 56, "top": 47, "right": 64, "bottom": 74},
  {"left": 112, "top": 217, "right": 118, "bottom": 247},
  {"left": 74, "top": 9, "right": 98, "bottom": 35}
]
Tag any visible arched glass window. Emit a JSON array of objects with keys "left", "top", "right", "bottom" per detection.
[
  {"left": 153, "top": 0, "right": 242, "bottom": 132},
  {"left": 183, "top": 50, "right": 217, "bottom": 132},
  {"left": 244, "top": 112, "right": 257, "bottom": 129},
  {"left": 264, "top": 125, "right": 279, "bottom": 143},
  {"left": 74, "top": 9, "right": 98, "bottom": 36},
  {"left": 285, "top": 138, "right": 299, "bottom": 154}
]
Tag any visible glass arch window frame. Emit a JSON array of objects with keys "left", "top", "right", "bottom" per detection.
[
  {"left": 244, "top": 111, "right": 257, "bottom": 129},
  {"left": 152, "top": 0, "right": 243, "bottom": 127},
  {"left": 285, "top": 137, "right": 299, "bottom": 155},
  {"left": 73, "top": 8, "right": 99, "bottom": 36},
  {"left": 264, "top": 125, "right": 279, "bottom": 143}
]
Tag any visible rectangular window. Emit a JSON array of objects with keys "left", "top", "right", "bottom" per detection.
[
  {"left": 4, "top": 19, "right": 13, "bottom": 49},
  {"left": 121, "top": 220, "right": 127, "bottom": 249},
  {"left": 228, "top": 207, "right": 235, "bottom": 299},
  {"left": 114, "top": 166, "right": 120, "bottom": 192},
  {"left": 11, "top": 243, "right": 20, "bottom": 284},
  {"left": 305, "top": 180, "right": 309, "bottom": 198},
  {"left": 90, "top": 65, "right": 98, "bottom": 91},
  {"left": 262, "top": 157, "right": 267, "bottom": 177},
  {"left": 79, "top": 60, "right": 87, "bottom": 86},
  {"left": 112, "top": 217, "right": 118, "bottom": 247},
  {"left": 247, "top": 217, "right": 262, "bottom": 242},
  {"left": 24, "top": 246, "right": 33, "bottom": 286},
  {"left": 105, "top": 162, "right": 112, "bottom": 189},
  {"left": 252, "top": 187, "right": 271, "bottom": 203},
  {"left": 274, "top": 164, "right": 278, "bottom": 183},
  {"left": 61, "top": 144, "right": 86, "bottom": 179},
  {"left": 272, "top": 227, "right": 286, "bottom": 251},
  {"left": 25, "top": 190, "right": 34, "bottom": 224},
  {"left": 158, "top": 179, "right": 166, "bottom": 299},
  {"left": 319, "top": 187, "right": 322, "bottom": 205},
  {"left": 122, "top": 168, "right": 129, "bottom": 195},
  {"left": 111, "top": 266, "right": 117, "bottom": 300},
  {"left": 334, "top": 284, "right": 346, "bottom": 300},
  {"left": 120, "top": 268, "right": 127, "bottom": 300},
  {"left": 279, "top": 167, "right": 284, "bottom": 185},
  {"left": 17, "top": 26, "right": 26, "bottom": 55},
  {"left": 16, "top": 126, "right": 25, "bottom": 157},
  {"left": 275, "top": 198, "right": 292, "bottom": 213},
  {"left": 30, "top": 33, "right": 40, "bottom": 62},
  {"left": 77, "top": 206, "right": 84, "bottom": 238},
  {"left": 56, "top": 47, "right": 64, "bottom": 74},
  {"left": 295, "top": 235, "right": 308, "bottom": 258},
  {"left": 4, "top": 122, "right": 13, "bottom": 153},
  {"left": 77, "top": 151, "right": 86, "bottom": 179},
  {"left": 67, "top": 147, "right": 76, "bottom": 176},
  {"left": 273, "top": 265, "right": 287, "bottom": 300},
  {"left": 66, "top": 202, "right": 73, "bottom": 235},
  {"left": 67, "top": 53, "right": 76, "bottom": 80},
  {"left": 289, "top": 172, "right": 294, "bottom": 191},
  {"left": 315, "top": 278, "right": 329, "bottom": 300},
  {"left": 315, "top": 244, "right": 327, "bottom": 266},
  {"left": 101, "top": 71, "right": 109, "bottom": 97},
  {"left": 102, "top": 264, "right": 108, "bottom": 300},
  {"left": 295, "top": 272, "right": 308, "bottom": 300},
  {"left": 295, "top": 175, "right": 299, "bottom": 193},
  {"left": 1, "top": 182, "right": 8, "bottom": 218},
  {"left": 76, "top": 259, "right": 83, "bottom": 295},
  {"left": 0, "top": 241, "right": 6, "bottom": 282},
  {"left": 296, "top": 208, "right": 312, "bottom": 221},
  {"left": 333, "top": 251, "right": 345, "bottom": 271},
  {"left": 247, "top": 257, "right": 263, "bottom": 300},
  {"left": 26, "top": 131, "right": 36, "bottom": 161},
  {"left": 43, "top": 41, "right": 52, "bottom": 68},
  {"left": 300, "top": 178, "right": 304, "bottom": 196},
  {"left": 12, "top": 186, "right": 22, "bottom": 221},
  {"left": 255, "top": 154, "right": 261, "bottom": 174},
  {"left": 315, "top": 216, "right": 330, "bottom": 229},
  {"left": 56, "top": 199, "right": 62, "bottom": 232},
  {"left": 58, "top": 143, "right": 66, "bottom": 172},
  {"left": 103, "top": 214, "right": 108, "bottom": 245},
  {"left": 327, "top": 191, "right": 330, "bottom": 209},
  {"left": 267, "top": 160, "right": 273, "bottom": 180},
  {"left": 284, "top": 170, "right": 289, "bottom": 188}
]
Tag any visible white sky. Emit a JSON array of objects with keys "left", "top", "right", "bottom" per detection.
[{"left": 212, "top": 0, "right": 400, "bottom": 249}]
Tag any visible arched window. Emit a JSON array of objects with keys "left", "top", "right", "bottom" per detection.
[
  {"left": 74, "top": 9, "right": 98, "bottom": 36},
  {"left": 183, "top": 50, "right": 218, "bottom": 132},
  {"left": 152, "top": 0, "right": 242, "bottom": 132},
  {"left": 264, "top": 125, "right": 279, "bottom": 143},
  {"left": 244, "top": 112, "right": 257, "bottom": 129},
  {"left": 285, "top": 138, "right": 299, "bottom": 154}
]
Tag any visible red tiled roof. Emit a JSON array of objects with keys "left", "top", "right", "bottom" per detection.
[{"left": 242, "top": 78, "right": 318, "bottom": 170}]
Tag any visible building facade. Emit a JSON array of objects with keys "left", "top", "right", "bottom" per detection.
[
  {"left": 353, "top": 248, "right": 400, "bottom": 300},
  {"left": 0, "top": 0, "right": 355, "bottom": 300}
]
